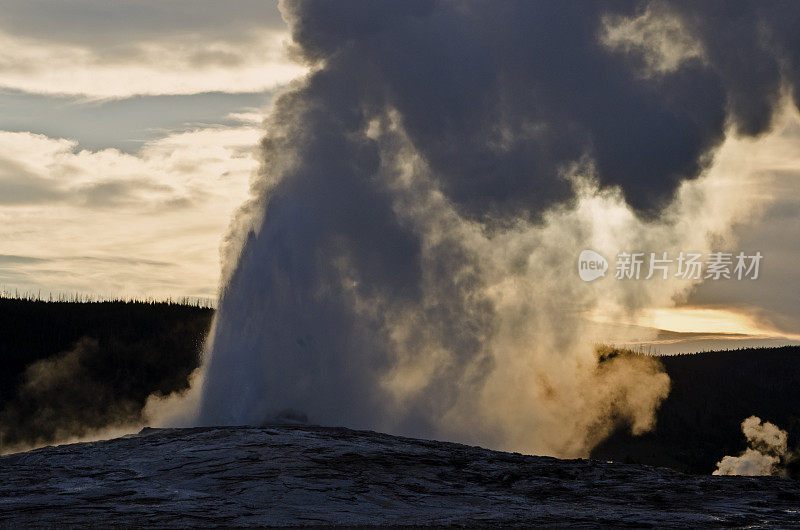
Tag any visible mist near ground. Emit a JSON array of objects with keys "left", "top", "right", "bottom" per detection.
[
  {"left": 4, "top": 296, "right": 799, "bottom": 480},
  {"left": 0, "top": 297, "right": 211, "bottom": 453}
]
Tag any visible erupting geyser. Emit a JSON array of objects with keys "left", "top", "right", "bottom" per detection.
[{"left": 187, "top": 1, "right": 800, "bottom": 456}]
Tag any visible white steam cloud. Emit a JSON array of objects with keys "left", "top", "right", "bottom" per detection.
[
  {"left": 146, "top": 1, "right": 797, "bottom": 459},
  {"left": 714, "top": 416, "right": 792, "bottom": 476},
  {"left": 179, "top": 117, "right": 770, "bottom": 457}
]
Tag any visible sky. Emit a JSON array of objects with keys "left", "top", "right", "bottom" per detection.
[
  {"left": 0, "top": 0, "right": 798, "bottom": 353},
  {"left": 0, "top": 0, "right": 303, "bottom": 301},
  {"left": 610, "top": 110, "right": 800, "bottom": 353}
]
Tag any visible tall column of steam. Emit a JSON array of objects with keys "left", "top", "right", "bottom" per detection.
[{"left": 194, "top": 1, "right": 800, "bottom": 456}]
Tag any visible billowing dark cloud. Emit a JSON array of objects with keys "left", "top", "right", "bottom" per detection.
[
  {"left": 669, "top": 1, "right": 789, "bottom": 136},
  {"left": 197, "top": 1, "right": 800, "bottom": 452},
  {"left": 281, "top": 0, "right": 800, "bottom": 218}
]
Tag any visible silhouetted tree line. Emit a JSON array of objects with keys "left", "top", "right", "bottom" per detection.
[
  {"left": 0, "top": 297, "right": 213, "bottom": 449},
  {"left": 2, "top": 296, "right": 799, "bottom": 476},
  {"left": 592, "top": 346, "right": 800, "bottom": 475}
]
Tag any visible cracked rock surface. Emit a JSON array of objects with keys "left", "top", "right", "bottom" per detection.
[{"left": 2, "top": 425, "right": 799, "bottom": 526}]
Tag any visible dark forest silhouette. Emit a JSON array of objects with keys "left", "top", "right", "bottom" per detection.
[
  {"left": 0, "top": 297, "right": 212, "bottom": 448},
  {"left": 0, "top": 296, "right": 797, "bottom": 475},
  {"left": 593, "top": 346, "right": 800, "bottom": 474}
]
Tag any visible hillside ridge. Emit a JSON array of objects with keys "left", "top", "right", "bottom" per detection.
[{"left": 2, "top": 425, "right": 800, "bottom": 526}]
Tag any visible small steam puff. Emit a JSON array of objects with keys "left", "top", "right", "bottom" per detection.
[
  {"left": 0, "top": 338, "right": 144, "bottom": 454},
  {"left": 714, "top": 416, "right": 793, "bottom": 476}
]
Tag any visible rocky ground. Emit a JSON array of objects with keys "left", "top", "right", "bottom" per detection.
[{"left": 1, "top": 425, "right": 799, "bottom": 526}]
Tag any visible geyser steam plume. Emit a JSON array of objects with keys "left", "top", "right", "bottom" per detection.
[
  {"left": 185, "top": 1, "right": 800, "bottom": 456},
  {"left": 714, "top": 416, "right": 796, "bottom": 477}
]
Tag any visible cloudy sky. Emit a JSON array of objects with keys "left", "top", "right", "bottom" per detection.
[
  {"left": 1, "top": 1, "right": 798, "bottom": 352},
  {"left": 610, "top": 110, "right": 800, "bottom": 353},
  {"left": 0, "top": 0, "right": 303, "bottom": 301}
]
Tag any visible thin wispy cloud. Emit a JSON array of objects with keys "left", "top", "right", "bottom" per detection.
[{"left": 0, "top": 0, "right": 304, "bottom": 98}]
